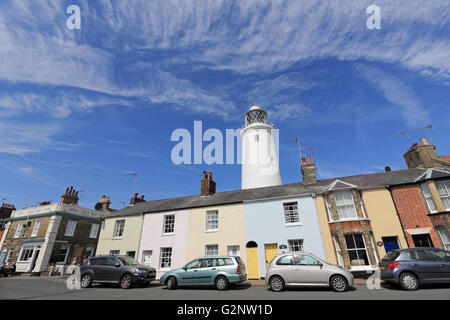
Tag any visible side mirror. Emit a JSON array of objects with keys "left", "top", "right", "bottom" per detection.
[{"left": 115, "top": 263, "right": 121, "bottom": 267}]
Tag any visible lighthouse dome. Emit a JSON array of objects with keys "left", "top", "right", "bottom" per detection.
[{"left": 245, "top": 104, "right": 268, "bottom": 127}]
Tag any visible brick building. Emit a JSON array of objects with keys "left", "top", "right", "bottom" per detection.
[{"left": 0, "top": 187, "right": 111, "bottom": 275}]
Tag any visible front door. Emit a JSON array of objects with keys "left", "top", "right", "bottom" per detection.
[
  {"left": 142, "top": 250, "right": 153, "bottom": 266},
  {"left": 382, "top": 237, "right": 400, "bottom": 253},
  {"left": 264, "top": 243, "right": 278, "bottom": 268},
  {"left": 30, "top": 249, "right": 40, "bottom": 272},
  {"left": 246, "top": 247, "right": 259, "bottom": 279}
]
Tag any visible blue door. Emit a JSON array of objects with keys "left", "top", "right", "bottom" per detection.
[{"left": 382, "top": 237, "right": 400, "bottom": 253}]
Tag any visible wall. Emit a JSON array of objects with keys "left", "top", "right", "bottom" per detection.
[
  {"left": 96, "top": 214, "right": 143, "bottom": 256},
  {"left": 361, "top": 188, "right": 408, "bottom": 258},
  {"left": 244, "top": 195, "right": 326, "bottom": 278},
  {"left": 186, "top": 203, "right": 246, "bottom": 263},
  {"left": 315, "top": 195, "right": 337, "bottom": 264}
]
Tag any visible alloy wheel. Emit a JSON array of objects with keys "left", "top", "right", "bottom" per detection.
[
  {"left": 120, "top": 274, "right": 132, "bottom": 289},
  {"left": 331, "top": 275, "right": 347, "bottom": 292},
  {"left": 81, "top": 274, "right": 92, "bottom": 288},
  {"left": 270, "top": 276, "right": 284, "bottom": 292},
  {"left": 400, "top": 273, "right": 418, "bottom": 291}
]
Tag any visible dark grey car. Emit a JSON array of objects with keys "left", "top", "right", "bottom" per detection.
[
  {"left": 80, "top": 255, "right": 156, "bottom": 289},
  {"left": 379, "top": 248, "right": 450, "bottom": 290}
]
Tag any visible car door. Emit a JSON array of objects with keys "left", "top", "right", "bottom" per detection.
[
  {"left": 405, "top": 250, "right": 439, "bottom": 282},
  {"left": 427, "top": 249, "right": 450, "bottom": 281},
  {"left": 179, "top": 259, "right": 202, "bottom": 285},
  {"left": 292, "top": 254, "right": 328, "bottom": 285},
  {"left": 92, "top": 257, "right": 108, "bottom": 281},
  {"left": 105, "top": 257, "right": 123, "bottom": 282},
  {"left": 195, "top": 258, "right": 216, "bottom": 285}
]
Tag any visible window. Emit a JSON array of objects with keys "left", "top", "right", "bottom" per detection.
[
  {"left": 215, "top": 258, "right": 234, "bottom": 266},
  {"left": 186, "top": 259, "right": 201, "bottom": 269},
  {"left": 406, "top": 250, "right": 432, "bottom": 261},
  {"left": 160, "top": 248, "right": 172, "bottom": 269},
  {"left": 64, "top": 220, "right": 77, "bottom": 237},
  {"left": 435, "top": 180, "right": 450, "bottom": 210},
  {"left": 345, "top": 234, "right": 370, "bottom": 266},
  {"left": 227, "top": 245, "right": 240, "bottom": 256},
  {"left": 107, "top": 257, "right": 120, "bottom": 266},
  {"left": 276, "top": 256, "right": 293, "bottom": 265},
  {"left": 436, "top": 226, "right": 450, "bottom": 250},
  {"left": 412, "top": 234, "right": 434, "bottom": 247},
  {"left": 205, "top": 244, "right": 218, "bottom": 256},
  {"left": 254, "top": 134, "right": 259, "bottom": 143},
  {"left": 30, "top": 221, "right": 41, "bottom": 237},
  {"left": 420, "top": 183, "right": 438, "bottom": 213},
  {"left": 288, "top": 239, "right": 304, "bottom": 252},
  {"left": 199, "top": 258, "right": 214, "bottom": 268},
  {"left": 6, "top": 248, "right": 15, "bottom": 263},
  {"left": 90, "top": 257, "right": 107, "bottom": 265},
  {"left": 14, "top": 224, "right": 23, "bottom": 238},
  {"left": 109, "top": 250, "right": 120, "bottom": 256},
  {"left": 56, "top": 246, "right": 69, "bottom": 264},
  {"left": 163, "top": 215, "right": 175, "bottom": 234},
  {"left": 84, "top": 247, "right": 94, "bottom": 258},
  {"left": 428, "top": 249, "right": 450, "bottom": 262},
  {"left": 283, "top": 202, "right": 300, "bottom": 225},
  {"left": 206, "top": 210, "right": 218, "bottom": 231},
  {"left": 19, "top": 248, "right": 34, "bottom": 262},
  {"left": 113, "top": 220, "right": 125, "bottom": 238},
  {"left": 334, "top": 191, "right": 358, "bottom": 220},
  {"left": 126, "top": 251, "right": 136, "bottom": 259},
  {"left": 294, "top": 255, "right": 320, "bottom": 265},
  {"left": 89, "top": 223, "right": 100, "bottom": 239},
  {"left": 324, "top": 194, "right": 334, "bottom": 221}
]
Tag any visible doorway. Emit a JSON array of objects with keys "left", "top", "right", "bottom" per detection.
[
  {"left": 246, "top": 241, "right": 259, "bottom": 279},
  {"left": 142, "top": 250, "right": 153, "bottom": 266},
  {"left": 382, "top": 236, "right": 400, "bottom": 253},
  {"left": 264, "top": 243, "right": 278, "bottom": 268}
]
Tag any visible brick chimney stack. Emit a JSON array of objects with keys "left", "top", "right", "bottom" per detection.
[
  {"left": 201, "top": 171, "right": 216, "bottom": 196},
  {"left": 0, "top": 203, "right": 15, "bottom": 219},
  {"left": 95, "top": 195, "right": 112, "bottom": 211},
  {"left": 61, "top": 186, "right": 79, "bottom": 205},
  {"left": 403, "top": 137, "right": 442, "bottom": 169},
  {"left": 301, "top": 155, "right": 317, "bottom": 185},
  {"left": 129, "top": 193, "right": 145, "bottom": 206}
]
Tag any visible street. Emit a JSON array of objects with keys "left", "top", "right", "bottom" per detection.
[{"left": 1, "top": 277, "right": 449, "bottom": 300}]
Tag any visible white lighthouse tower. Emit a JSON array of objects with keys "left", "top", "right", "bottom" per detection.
[{"left": 240, "top": 104, "right": 282, "bottom": 189}]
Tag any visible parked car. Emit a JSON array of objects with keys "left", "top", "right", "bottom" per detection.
[
  {"left": 265, "top": 252, "right": 354, "bottom": 292},
  {"left": 0, "top": 262, "right": 16, "bottom": 277},
  {"left": 379, "top": 247, "right": 450, "bottom": 290},
  {"left": 160, "top": 256, "right": 247, "bottom": 290},
  {"left": 80, "top": 255, "right": 156, "bottom": 289}
]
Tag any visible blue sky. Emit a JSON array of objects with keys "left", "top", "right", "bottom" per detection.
[{"left": 0, "top": 1, "right": 449, "bottom": 210}]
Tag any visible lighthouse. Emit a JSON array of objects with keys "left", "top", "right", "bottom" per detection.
[{"left": 240, "top": 104, "right": 282, "bottom": 189}]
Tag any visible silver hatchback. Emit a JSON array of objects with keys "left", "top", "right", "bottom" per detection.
[{"left": 265, "top": 252, "right": 354, "bottom": 292}]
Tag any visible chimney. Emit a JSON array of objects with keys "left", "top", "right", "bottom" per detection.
[
  {"left": 301, "top": 156, "right": 317, "bottom": 184},
  {"left": 95, "top": 195, "right": 112, "bottom": 211},
  {"left": 0, "top": 203, "right": 15, "bottom": 219},
  {"left": 403, "top": 137, "right": 439, "bottom": 169},
  {"left": 61, "top": 186, "right": 79, "bottom": 205},
  {"left": 129, "top": 193, "right": 145, "bottom": 206},
  {"left": 39, "top": 201, "right": 51, "bottom": 206},
  {"left": 201, "top": 171, "right": 216, "bottom": 196}
]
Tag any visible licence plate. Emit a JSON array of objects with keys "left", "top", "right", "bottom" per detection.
[{"left": 380, "top": 266, "right": 385, "bottom": 270}]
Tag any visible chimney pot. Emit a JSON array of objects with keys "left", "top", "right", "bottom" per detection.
[
  {"left": 301, "top": 157, "right": 306, "bottom": 164},
  {"left": 421, "top": 137, "right": 428, "bottom": 145},
  {"left": 385, "top": 166, "right": 392, "bottom": 172},
  {"left": 306, "top": 155, "right": 312, "bottom": 164}
]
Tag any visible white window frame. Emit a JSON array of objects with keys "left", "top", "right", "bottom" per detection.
[
  {"left": 163, "top": 214, "right": 175, "bottom": 235},
  {"left": 109, "top": 250, "right": 120, "bottom": 256},
  {"left": 85, "top": 247, "right": 94, "bottom": 258},
  {"left": 6, "top": 248, "right": 15, "bottom": 263},
  {"left": 420, "top": 183, "right": 438, "bottom": 213},
  {"left": 30, "top": 221, "right": 40, "bottom": 238},
  {"left": 64, "top": 220, "right": 77, "bottom": 237},
  {"left": 333, "top": 236, "right": 344, "bottom": 266},
  {"left": 89, "top": 223, "right": 100, "bottom": 239},
  {"left": 18, "top": 247, "right": 35, "bottom": 263},
  {"left": 435, "top": 180, "right": 450, "bottom": 211},
  {"left": 205, "top": 244, "right": 219, "bottom": 256},
  {"left": 113, "top": 219, "right": 125, "bottom": 239},
  {"left": 206, "top": 210, "right": 219, "bottom": 232},
  {"left": 437, "top": 226, "right": 450, "bottom": 251},
  {"left": 334, "top": 191, "right": 358, "bottom": 220},
  {"left": 283, "top": 202, "right": 301, "bottom": 225},
  {"left": 14, "top": 224, "right": 23, "bottom": 239},
  {"left": 345, "top": 234, "right": 370, "bottom": 267},
  {"left": 288, "top": 239, "right": 304, "bottom": 252},
  {"left": 160, "top": 247, "right": 172, "bottom": 270},
  {"left": 0, "top": 248, "right": 6, "bottom": 264},
  {"left": 324, "top": 194, "right": 334, "bottom": 221},
  {"left": 227, "top": 245, "right": 240, "bottom": 256},
  {"left": 56, "top": 246, "right": 70, "bottom": 264}
]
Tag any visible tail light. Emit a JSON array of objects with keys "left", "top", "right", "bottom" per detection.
[
  {"left": 236, "top": 265, "right": 240, "bottom": 274},
  {"left": 388, "top": 262, "right": 400, "bottom": 270}
]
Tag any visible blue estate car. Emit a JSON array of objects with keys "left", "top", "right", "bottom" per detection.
[
  {"left": 379, "top": 248, "right": 450, "bottom": 290},
  {"left": 160, "top": 256, "right": 247, "bottom": 290}
]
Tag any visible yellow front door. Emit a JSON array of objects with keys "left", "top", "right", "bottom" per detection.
[
  {"left": 264, "top": 243, "right": 278, "bottom": 268},
  {"left": 247, "top": 247, "right": 260, "bottom": 279}
]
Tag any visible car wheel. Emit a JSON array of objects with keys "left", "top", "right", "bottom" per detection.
[
  {"left": 120, "top": 274, "right": 133, "bottom": 289},
  {"left": 399, "top": 272, "right": 419, "bottom": 291},
  {"left": 215, "top": 276, "right": 229, "bottom": 290},
  {"left": 330, "top": 275, "right": 348, "bottom": 292},
  {"left": 269, "top": 275, "right": 285, "bottom": 292},
  {"left": 166, "top": 276, "right": 177, "bottom": 290},
  {"left": 80, "top": 274, "right": 92, "bottom": 288}
]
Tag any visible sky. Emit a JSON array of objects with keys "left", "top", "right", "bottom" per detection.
[{"left": 0, "top": 0, "right": 449, "bottom": 210}]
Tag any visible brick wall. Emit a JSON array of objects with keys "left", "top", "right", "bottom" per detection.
[{"left": 390, "top": 185, "right": 442, "bottom": 248}]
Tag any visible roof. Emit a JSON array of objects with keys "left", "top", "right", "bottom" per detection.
[{"left": 106, "top": 168, "right": 450, "bottom": 218}]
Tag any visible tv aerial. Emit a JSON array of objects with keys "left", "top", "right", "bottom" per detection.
[
  {"left": 413, "top": 124, "right": 433, "bottom": 144},
  {"left": 389, "top": 130, "right": 413, "bottom": 144}
]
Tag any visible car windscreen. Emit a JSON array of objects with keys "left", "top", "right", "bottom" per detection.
[
  {"left": 381, "top": 251, "right": 400, "bottom": 261},
  {"left": 118, "top": 256, "right": 139, "bottom": 266}
]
